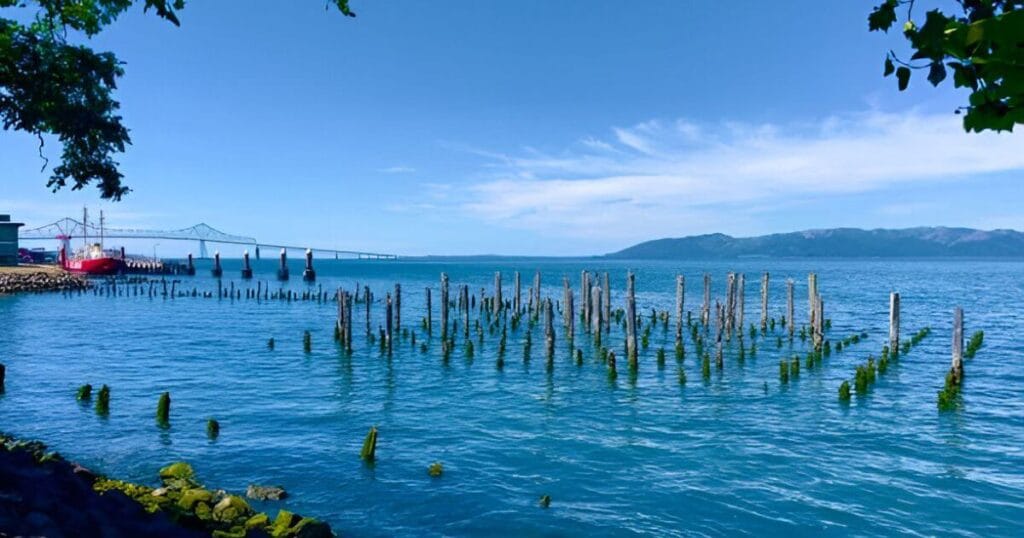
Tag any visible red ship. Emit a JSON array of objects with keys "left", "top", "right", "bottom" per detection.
[
  {"left": 56, "top": 207, "right": 124, "bottom": 275},
  {"left": 59, "top": 243, "right": 123, "bottom": 275}
]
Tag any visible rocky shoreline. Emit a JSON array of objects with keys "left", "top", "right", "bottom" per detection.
[
  {"left": 0, "top": 433, "right": 334, "bottom": 538},
  {"left": 0, "top": 266, "right": 90, "bottom": 294}
]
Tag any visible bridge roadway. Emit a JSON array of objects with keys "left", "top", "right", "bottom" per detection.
[{"left": 17, "top": 218, "right": 397, "bottom": 260}]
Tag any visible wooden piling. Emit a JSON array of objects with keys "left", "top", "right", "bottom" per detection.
[
  {"left": 675, "top": 275, "right": 684, "bottom": 349},
  {"left": 889, "top": 292, "right": 900, "bottom": 354},
  {"left": 545, "top": 298, "right": 555, "bottom": 359},
  {"left": 364, "top": 285, "right": 371, "bottom": 336},
  {"left": 951, "top": 307, "right": 963, "bottom": 384},
  {"left": 737, "top": 273, "right": 745, "bottom": 336},
  {"left": 441, "top": 273, "right": 449, "bottom": 340},
  {"left": 602, "top": 272, "right": 611, "bottom": 332},
  {"left": 394, "top": 283, "right": 401, "bottom": 331},
  {"left": 426, "top": 287, "right": 433, "bottom": 334},
  {"left": 462, "top": 285, "right": 470, "bottom": 338},
  {"left": 591, "top": 285, "right": 602, "bottom": 342},
  {"left": 514, "top": 271, "right": 521, "bottom": 315},
  {"left": 566, "top": 283, "right": 575, "bottom": 340},
  {"left": 533, "top": 271, "right": 541, "bottom": 320},
  {"left": 581, "top": 271, "right": 590, "bottom": 330},
  {"left": 626, "top": 271, "right": 637, "bottom": 362},
  {"left": 786, "top": 279, "right": 794, "bottom": 337},
  {"left": 494, "top": 272, "right": 502, "bottom": 316},
  {"left": 760, "top": 272, "right": 769, "bottom": 331},
  {"left": 385, "top": 293, "right": 393, "bottom": 352},
  {"left": 701, "top": 273, "right": 711, "bottom": 326},
  {"left": 725, "top": 272, "right": 736, "bottom": 339},
  {"left": 807, "top": 272, "right": 818, "bottom": 327},
  {"left": 212, "top": 251, "right": 223, "bottom": 278}
]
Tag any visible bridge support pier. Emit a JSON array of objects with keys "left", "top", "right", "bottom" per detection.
[
  {"left": 241, "top": 250, "right": 253, "bottom": 279},
  {"left": 303, "top": 249, "right": 316, "bottom": 282},
  {"left": 277, "top": 249, "right": 290, "bottom": 281},
  {"left": 199, "top": 239, "right": 209, "bottom": 259}
]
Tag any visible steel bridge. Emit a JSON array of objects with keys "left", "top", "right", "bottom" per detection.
[{"left": 18, "top": 217, "right": 398, "bottom": 260}]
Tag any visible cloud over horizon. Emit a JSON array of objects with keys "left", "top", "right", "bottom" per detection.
[{"left": 446, "top": 110, "right": 1024, "bottom": 244}]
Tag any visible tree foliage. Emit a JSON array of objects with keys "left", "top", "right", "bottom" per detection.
[
  {"left": 869, "top": 1, "right": 1024, "bottom": 132},
  {"left": 1, "top": 1, "right": 354, "bottom": 200}
]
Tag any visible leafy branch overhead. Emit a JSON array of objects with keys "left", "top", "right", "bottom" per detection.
[
  {"left": 869, "top": 0, "right": 1024, "bottom": 132},
  {"left": 0, "top": 1, "right": 355, "bottom": 200}
]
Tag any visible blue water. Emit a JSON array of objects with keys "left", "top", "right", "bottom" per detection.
[{"left": 1, "top": 258, "right": 1022, "bottom": 537}]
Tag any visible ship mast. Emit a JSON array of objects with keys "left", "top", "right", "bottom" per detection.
[
  {"left": 82, "top": 206, "right": 88, "bottom": 249},
  {"left": 100, "top": 210, "right": 105, "bottom": 250}
]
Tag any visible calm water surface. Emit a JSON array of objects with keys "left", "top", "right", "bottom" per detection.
[{"left": 1, "top": 258, "right": 1022, "bottom": 537}]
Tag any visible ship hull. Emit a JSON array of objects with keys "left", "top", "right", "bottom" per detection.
[{"left": 63, "top": 257, "right": 122, "bottom": 275}]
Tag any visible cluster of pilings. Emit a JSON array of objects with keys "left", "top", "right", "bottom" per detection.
[{"left": 55, "top": 267, "right": 977, "bottom": 409}]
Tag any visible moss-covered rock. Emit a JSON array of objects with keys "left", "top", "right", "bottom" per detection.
[
  {"left": 159, "top": 462, "right": 195, "bottom": 481},
  {"left": 212, "top": 494, "right": 252, "bottom": 523},
  {"left": 178, "top": 488, "right": 213, "bottom": 511}
]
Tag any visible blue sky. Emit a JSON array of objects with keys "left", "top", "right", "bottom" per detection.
[{"left": 2, "top": 0, "right": 1023, "bottom": 256}]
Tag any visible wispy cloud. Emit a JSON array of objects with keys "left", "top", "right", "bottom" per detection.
[
  {"left": 378, "top": 166, "right": 416, "bottom": 174},
  {"left": 450, "top": 110, "right": 1024, "bottom": 240}
]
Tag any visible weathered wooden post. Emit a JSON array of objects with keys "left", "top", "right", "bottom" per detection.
[
  {"left": 514, "top": 271, "right": 521, "bottom": 315},
  {"left": 545, "top": 298, "right": 555, "bottom": 359},
  {"left": 254, "top": 245, "right": 261, "bottom": 260},
  {"left": 394, "top": 283, "right": 401, "bottom": 332},
  {"left": 212, "top": 251, "right": 223, "bottom": 278},
  {"left": 602, "top": 272, "right": 611, "bottom": 332},
  {"left": 675, "top": 275, "right": 685, "bottom": 349},
  {"left": 701, "top": 273, "right": 711, "bottom": 326},
  {"left": 581, "top": 271, "right": 591, "bottom": 330},
  {"left": 426, "top": 287, "right": 433, "bottom": 334},
  {"left": 715, "top": 301, "right": 724, "bottom": 369},
  {"left": 889, "top": 292, "right": 900, "bottom": 354},
  {"left": 385, "top": 292, "right": 393, "bottom": 352},
  {"left": 241, "top": 250, "right": 253, "bottom": 279},
  {"left": 786, "top": 279, "right": 795, "bottom": 337},
  {"left": 737, "top": 273, "right": 745, "bottom": 336},
  {"left": 440, "top": 274, "right": 449, "bottom": 340},
  {"left": 0, "top": 363, "right": 5, "bottom": 392},
  {"left": 344, "top": 291, "right": 353, "bottom": 351},
  {"left": 566, "top": 285, "right": 575, "bottom": 341},
  {"left": 462, "top": 285, "right": 470, "bottom": 338},
  {"left": 277, "top": 249, "right": 290, "bottom": 281},
  {"left": 807, "top": 272, "right": 818, "bottom": 327},
  {"left": 364, "top": 285, "right": 371, "bottom": 336},
  {"left": 760, "top": 272, "right": 770, "bottom": 332},
  {"left": 302, "top": 249, "right": 316, "bottom": 282},
  {"left": 186, "top": 253, "right": 196, "bottom": 276},
  {"left": 591, "top": 285, "right": 602, "bottom": 344},
  {"left": 813, "top": 295, "right": 824, "bottom": 351},
  {"left": 626, "top": 271, "right": 638, "bottom": 363},
  {"left": 494, "top": 272, "right": 502, "bottom": 316},
  {"left": 725, "top": 272, "right": 736, "bottom": 339},
  {"left": 337, "top": 286, "right": 345, "bottom": 343},
  {"left": 533, "top": 271, "right": 541, "bottom": 320},
  {"left": 951, "top": 307, "right": 964, "bottom": 384}
]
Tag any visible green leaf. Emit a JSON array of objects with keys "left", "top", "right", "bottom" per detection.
[
  {"left": 884, "top": 57, "right": 895, "bottom": 77},
  {"left": 868, "top": 0, "right": 898, "bottom": 32},
  {"left": 896, "top": 66, "right": 911, "bottom": 91},
  {"left": 927, "top": 62, "right": 947, "bottom": 86}
]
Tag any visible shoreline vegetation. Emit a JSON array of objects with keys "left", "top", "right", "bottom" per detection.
[{"left": 0, "top": 433, "right": 333, "bottom": 538}]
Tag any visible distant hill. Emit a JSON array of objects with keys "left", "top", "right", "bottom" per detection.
[{"left": 606, "top": 227, "right": 1024, "bottom": 259}]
